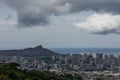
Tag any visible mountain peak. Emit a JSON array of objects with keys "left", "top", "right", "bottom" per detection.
[{"left": 34, "top": 45, "right": 43, "bottom": 49}]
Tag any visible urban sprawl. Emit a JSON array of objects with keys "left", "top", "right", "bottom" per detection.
[{"left": 0, "top": 53, "right": 120, "bottom": 80}]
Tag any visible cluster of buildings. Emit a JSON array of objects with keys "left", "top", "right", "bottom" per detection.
[
  {"left": 0, "top": 53, "right": 120, "bottom": 73},
  {"left": 56, "top": 53, "right": 120, "bottom": 72}
]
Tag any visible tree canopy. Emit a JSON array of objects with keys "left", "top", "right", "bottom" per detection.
[{"left": 0, "top": 63, "right": 83, "bottom": 80}]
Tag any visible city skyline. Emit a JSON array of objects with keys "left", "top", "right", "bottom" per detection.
[{"left": 0, "top": 0, "right": 120, "bottom": 49}]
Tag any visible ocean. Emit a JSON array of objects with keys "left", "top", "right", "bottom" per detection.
[{"left": 49, "top": 48, "right": 120, "bottom": 56}]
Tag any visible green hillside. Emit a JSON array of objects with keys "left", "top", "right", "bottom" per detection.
[{"left": 0, "top": 63, "right": 83, "bottom": 80}]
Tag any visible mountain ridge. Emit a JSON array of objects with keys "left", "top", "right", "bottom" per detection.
[{"left": 0, "top": 45, "right": 59, "bottom": 56}]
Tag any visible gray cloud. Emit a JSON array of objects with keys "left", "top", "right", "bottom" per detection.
[
  {"left": 67, "top": 0, "right": 120, "bottom": 13},
  {"left": 5, "top": 14, "right": 12, "bottom": 20},
  {"left": 0, "top": 0, "right": 120, "bottom": 27},
  {"left": 94, "top": 29, "right": 120, "bottom": 35},
  {"left": 74, "top": 13, "right": 120, "bottom": 35}
]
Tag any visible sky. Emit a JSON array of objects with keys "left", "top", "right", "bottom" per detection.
[{"left": 0, "top": 0, "right": 120, "bottom": 49}]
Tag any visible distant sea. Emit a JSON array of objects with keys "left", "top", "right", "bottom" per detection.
[{"left": 49, "top": 48, "right": 120, "bottom": 56}]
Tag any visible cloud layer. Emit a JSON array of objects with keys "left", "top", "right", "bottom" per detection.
[
  {"left": 74, "top": 13, "right": 120, "bottom": 34},
  {"left": 0, "top": 0, "right": 120, "bottom": 27},
  {"left": 0, "top": 0, "right": 70, "bottom": 27}
]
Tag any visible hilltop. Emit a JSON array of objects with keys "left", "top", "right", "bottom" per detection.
[{"left": 0, "top": 45, "right": 59, "bottom": 57}]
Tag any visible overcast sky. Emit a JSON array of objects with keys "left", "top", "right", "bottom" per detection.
[{"left": 0, "top": 0, "right": 120, "bottom": 49}]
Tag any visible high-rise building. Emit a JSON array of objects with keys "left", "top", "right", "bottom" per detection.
[
  {"left": 13, "top": 56, "right": 17, "bottom": 63},
  {"left": 95, "top": 53, "right": 103, "bottom": 69}
]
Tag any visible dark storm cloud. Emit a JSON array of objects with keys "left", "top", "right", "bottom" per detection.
[
  {"left": 67, "top": 0, "right": 120, "bottom": 13},
  {"left": 0, "top": 0, "right": 120, "bottom": 27},
  {"left": 17, "top": 11, "right": 49, "bottom": 26}
]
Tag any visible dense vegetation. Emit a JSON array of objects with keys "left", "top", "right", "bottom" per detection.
[{"left": 0, "top": 63, "right": 83, "bottom": 80}]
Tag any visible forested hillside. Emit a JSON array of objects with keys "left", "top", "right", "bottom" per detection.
[{"left": 0, "top": 63, "right": 83, "bottom": 80}]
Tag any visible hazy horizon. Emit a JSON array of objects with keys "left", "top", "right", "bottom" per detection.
[{"left": 0, "top": 45, "right": 120, "bottom": 50}]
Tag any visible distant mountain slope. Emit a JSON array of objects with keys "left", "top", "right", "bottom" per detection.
[{"left": 0, "top": 45, "right": 59, "bottom": 56}]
